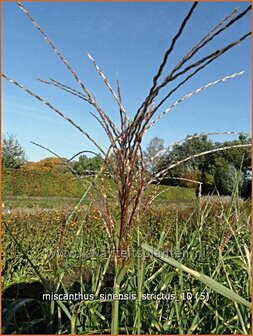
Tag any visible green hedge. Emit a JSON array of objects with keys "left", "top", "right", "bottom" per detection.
[
  {"left": 2, "top": 168, "right": 86, "bottom": 197},
  {"left": 2, "top": 168, "right": 196, "bottom": 200},
  {"left": 147, "top": 184, "right": 196, "bottom": 201}
]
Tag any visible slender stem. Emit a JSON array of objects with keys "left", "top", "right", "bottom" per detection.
[
  {"left": 111, "top": 255, "right": 130, "bottom": 334},
  {"left": 111, "top": 279, "right": 120, "bottom": 335},
  {"left": 71, "top": 315, "right": 77, "bottom": 334},
  {"left": 137, "top": 255, "right": 144, "bottom": 334}
]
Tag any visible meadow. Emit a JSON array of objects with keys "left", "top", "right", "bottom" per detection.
[{"left": 2, "top": 173, "right": 252, "bottom": 334}]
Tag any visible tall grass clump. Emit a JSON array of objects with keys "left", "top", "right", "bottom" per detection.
[{"left": 2, "top": 2, "right": 251, "bottom": 334}]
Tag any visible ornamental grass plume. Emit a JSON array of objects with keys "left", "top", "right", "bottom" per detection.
[{"left": 2, "top": 2, "right": 251, "bottom": 333}]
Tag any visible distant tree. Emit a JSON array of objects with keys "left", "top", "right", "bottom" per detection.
[
  {"left": 202, "top": 172, "right": 215, "bottom": 194},
  {"left": 241, "top": 178, "right": 251, "bottom": 199},
  {"left": 169, "top": 135, "right": 214, "bottom": 171},
  {"left": 144, "top": 137, "right": 165, "bottom": 176},
  {"left": 215, "top": 162, "right": 243, "bottom": 195},
  {"left": 22, "top": 157, "right": 64, "bottom": 172},
  {"left": 74, "top": 154, "right": 103, "bottom": 175},
  {"left": 160, "top": 134, "right": 214, "bottom": 185},
  {"left": 217, "top": 133, "right": 251, "bottom": 173},
  {"left": 2, "top": 134, "right": 27, "bottom": 168},
  {"left": 181, "top": 169, "right": 201, "bottom": 189},
  {"left": 212, "top": 134, "right": 251, "bottom": 195},
  {"left": 153, "top": 134, "right": 251, "bottom": 196}
]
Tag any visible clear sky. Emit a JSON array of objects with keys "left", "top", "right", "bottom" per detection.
[{"left": 2, "top": 2, "right": 251, "bottom": 162}]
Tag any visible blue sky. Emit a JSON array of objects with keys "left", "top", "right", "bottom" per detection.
[{"left": 2, "top": 2, "right": 251, "bottom": 162}]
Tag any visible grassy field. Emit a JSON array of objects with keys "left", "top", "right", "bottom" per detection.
[
  {"left": 1, "top": 168, "right": 251, "bottom": 335},
  {"left": 2, "top": 186, "right": 252, "bottom": 334}
]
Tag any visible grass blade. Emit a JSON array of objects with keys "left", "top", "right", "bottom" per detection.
[{"left": 141, "top": 243, "right": 251, "bottom": 309}]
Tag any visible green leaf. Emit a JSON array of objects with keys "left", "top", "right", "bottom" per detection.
[{"left": 141, "top": 243, "right": 251, "bottom": 309}]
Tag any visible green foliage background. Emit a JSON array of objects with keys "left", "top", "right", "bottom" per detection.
[{"left": 2, "top": 168, "right": 195, "bottom": 200}]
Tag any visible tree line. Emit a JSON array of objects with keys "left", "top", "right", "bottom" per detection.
[
  {"left": 2, "top": 133, "right": 251, "bottom": 197},
  {"left": 144, "top": 134, "right": 251, "bottom": 197},
  {"left": 2, "top": 134, "right": 103, "bottom": 175}
]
